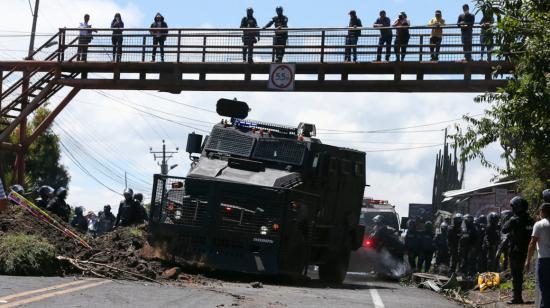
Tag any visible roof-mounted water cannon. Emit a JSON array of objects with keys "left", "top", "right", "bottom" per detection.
[
  {"left": 216, "top": 98, "right": 250, "bottom": 120},
  {"left": 297, "top": 122, "right": 316, "bottom": 137}
]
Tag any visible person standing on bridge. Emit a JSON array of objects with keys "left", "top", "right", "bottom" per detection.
[
  {"left": 150, "top": 13, "right": 168, "bottom": 62},
  {"left": 428, "top": 10, "right": 445, "bottom": 61},
  {"left": 77, "top": 14, "right": 98, "bottom": 62},
  {"left": 111, "top": 13, "right": 124, "bottom": 63},
  {"left": 344, "top": 10, "right": 362, "bottom": 63},
  {"left": 374, "top": 10, "right": 392, "bottom": 62},
  {"left": 393, "top": 12, "right": 410, "bottom": 61},
  {"left": 240, "top": 8, "right": 260, "bottom": 64},
  {"left": 263, "top": 6, "right": 289, "bottom": 63},
  {"left": 457, "top": 4, "right": 475, "bottom": 61},
  {"left": 479, "top": 8, "right": 494, "bottom": 61}
]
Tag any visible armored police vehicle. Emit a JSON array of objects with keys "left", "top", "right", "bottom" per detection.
[{"left": 149, "top": 99, "right": 366, "bottom": 283}]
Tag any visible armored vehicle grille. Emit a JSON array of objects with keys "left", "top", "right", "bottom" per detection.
[
  {"left": 205, "top": 126, "right": 255, "bottom": 157},
  {"left": 252, "top": 138, "right": 306, "bottom": 166}
]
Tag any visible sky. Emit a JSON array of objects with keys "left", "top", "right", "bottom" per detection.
[{"left": 0, "top": 0, "right": 505, "bottom": 217}]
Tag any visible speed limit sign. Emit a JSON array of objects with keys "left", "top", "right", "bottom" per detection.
[{"left": 268, "top": 64, "right": 295, "bottom": 91}]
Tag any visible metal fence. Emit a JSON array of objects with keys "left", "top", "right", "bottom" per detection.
[{"left": 58, "top": 25, "right": 496, "bottom": 63}]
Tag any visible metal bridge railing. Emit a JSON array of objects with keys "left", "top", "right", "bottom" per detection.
[{"left": 56, "top": 25, "right": 495, "bottom": 64}]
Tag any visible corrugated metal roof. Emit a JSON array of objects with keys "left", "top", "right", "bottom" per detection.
[{"left": 443, "top": 180, "right": 517, "bottom": 198}]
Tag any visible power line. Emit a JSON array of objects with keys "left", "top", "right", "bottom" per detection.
[
  {"left": 316, "top": 113, "right": 483, "bottom": 133},
  {"left": 318, "top": 128, "right": 446, "bottom": 135},
  {"left": 362, "top": 143, "right": 444, "bottom": 153}
]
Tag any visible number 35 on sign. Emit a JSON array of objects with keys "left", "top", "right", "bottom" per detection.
[{"left": 268, "top": 64, "right": 295, "bottom": 91}]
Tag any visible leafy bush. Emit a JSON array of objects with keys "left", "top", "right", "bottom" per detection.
[{"left": 0, "top": 234, "right": 57, "bottom": 276}]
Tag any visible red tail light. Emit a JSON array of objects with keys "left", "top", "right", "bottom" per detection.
[{"left": 362, "top": 237, "right": 374, "bottom": 248}]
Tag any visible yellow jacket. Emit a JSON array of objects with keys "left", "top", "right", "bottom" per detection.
[{"left": 429, "top": 17, "right": 445, "bottom": 37}]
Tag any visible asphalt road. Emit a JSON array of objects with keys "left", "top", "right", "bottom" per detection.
[{"left": 0, "top": 273, "right": 461, "bottom": 308}]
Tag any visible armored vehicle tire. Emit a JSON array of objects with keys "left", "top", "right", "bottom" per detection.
[{"left": 318, "top": 249, "right": 351, "bottom": 284}]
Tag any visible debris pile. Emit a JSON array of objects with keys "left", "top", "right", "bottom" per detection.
[{"left": 0, "top": 204, "right": 212, "bottom": 285}]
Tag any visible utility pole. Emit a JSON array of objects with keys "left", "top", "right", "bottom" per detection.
[
  {"left": 150, "top": 140, "right": 179, "bottom": 175},
  {"left": 27, "top": 0, "right": 40, "bottom": 59}
]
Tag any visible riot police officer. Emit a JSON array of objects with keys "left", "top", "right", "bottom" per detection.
[
  {"left": 496, "top": 209, "right": 513, "bottom": 271},
  {"left": 47, "top": 187, "right": 71, "bottom": 222},
  {"left": 264, "top": 6, "right": 289, "bottom": 63},
  {"left": 448, "top": 213, "right": 463, "bottom": 273},
  {"left": 502, "top": 196, "right": 534, "bottom": 304},
  {"left": 459, "top": 214, "right": 478, "bottom": 277},
  {"left": 36, "top": 185, "right": 54, "bottom": 209},
  {"left": 240, "top": 8, "right": 260, "bottom": 63},
  {"left": 116, "top": 188, "right": 135, "bottom": 227},
  {"left": 484, "top": 212, "right": 500, "bottom": 272},
  {"left": 71, "top": 206, "right": 88, "bottom": 233},
  {"left": 133, "top": 193, "right": 149, "bottom": 224},
  {"left": 475, "top": 215, "right": 488, "bottom": 273},
  {"left": 418, "top": 221, "right": 435, "bottom": 272},
  {"left": 435, "top": 222, "right": 450, "bottom": 270},
  {"left": 405, "top": 219, "right": 420, "bottom": 271},
  {"left": 97, "top": 205, "right": 116, "bottom": 235}
]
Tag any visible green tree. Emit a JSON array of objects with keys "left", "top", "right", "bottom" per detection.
[
  {"left": 0, "top": 107, "right": 70, "bottom": 192},
  {"left": 453, "top": 0, "right": 550, "bottom": 204}
]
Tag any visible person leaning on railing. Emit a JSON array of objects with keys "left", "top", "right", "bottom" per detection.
[
  {"left": 263, "top": 6, "right": 289, "bottom": 63},
  {"left": 110, "top": 13, "right": 124, "bottom": 63},
  {"left": 457, "top": 4, "right": 475, "bottom": 61},
  {"left": 479, "top": 8, "right": 494, "bottom": 61},
  {"left": 240, "top": 7, "right": 260, "bottom": 64},
  {"left": 77, "top": 14, "right": 98, "bottom": 62},
  {"left": 373, "top": 10, "right": 392, "bottom": 62},
  {"left": 393, "top": 12, "right": 410, "bottom": 62},
  {"left": 428, "top": 10, "right": 445, "bottom": 61},
  {"left": 344, "top": 10, "right": 362, "bottom": 63},
  {"left": 149, "top": 13, "right": 168, "bottom": 62}
]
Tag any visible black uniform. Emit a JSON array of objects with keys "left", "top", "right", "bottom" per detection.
[
  {"left": 264, "top": 14, "right": 289, "bottom": 62},
  {"left": 115, "top": 200, "right": 148, "bottom": 227},
  {"left": 71, "top": 214, "right": 88, "bottom": 233},
  {"left": 345, "top": 15, "right": 362, "bottom": 62},
  {"left": 448, "top": 223, "right": 462, "bottom": 273},
  {"left": 97, "top": 211, "right": 116, "bottom": 235},
  {"left": 459, "top": 220, "right": 478, "bottom": 276},
  {"left": 502, "top": 212, "right": 534, "bottom": 302},
  {"left": 418, "top": 227, "right": 435, "bottom": 272},
  {"left": 435, "top": 230, "right": 450, "bottom": 268},
  {"left": 405, "top": 227, "right": 421, "bottom": 271},
  {"left": 240, "top": 14, "right": 259, "bottom": 63},
  {"left": 47, "top": 197, "right": 70, "bottom": 222},
  {"left": 484, "top": 222, "right": 500, "bottom": 272},
  {"left": 475, "top": 219, "right": 488, "bottom": 273},
  {"left": 36, "top": 198, "right": 49, "bottom": 210}
]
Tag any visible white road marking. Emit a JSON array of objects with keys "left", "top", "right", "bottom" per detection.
[{"left": 368, "top": 284, "right": 385, "bottom": 308}]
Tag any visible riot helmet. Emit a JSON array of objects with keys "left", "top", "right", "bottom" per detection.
[
  {"left": 75, "top": 206, "right": 84, "bottom": 216},
  {"left": 56, "top": 187, "right": 68, "bottom": 199},
  {"left": 10, "top": 184, "right": 24, "bottom": 195},
  {"left": 424, "top": 221, "right": 433, "bottom": 232},
  {"left": 452, "top": 213, "right": 463, "bottom": 227},
  {"left": 38, "top": 185, "right": 54, "bottom": 198},
  {"left": 542, "top": 189, "right": 550, "bottom": 203},
  {"left": 276, "top": 6, "right": 283, "bottom": 15},
  {"left": 463, "top": 214, "right": 474, "bottom": 228},
  {"left": 501, "top": 210, "right": 513, "bottom": 222},
  {"left": 104, "top": 204, "right": 111, "bottom": 213},
  {"left": 488, "top": 212, "right": 499, "bottom": 225},
  {"left": 440, "top": 222, "right": 449, "bottom": 232},
  {"left": 134, "top": 193, "right": 144, "bottom": 203},
  {"left": 407, "top": 219, "right": 416, "bottom": 230},
  {"left": 510, "top": 196, "right": 528, "bottom": 214},
  {"left": 476, "top": 215, "right": 487, "bottom": 226},
  {"left": 123, "top": 188, "right": 134, "bottom": 201}
]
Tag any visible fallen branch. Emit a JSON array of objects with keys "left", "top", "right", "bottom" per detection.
[{"left": 57, "top": 256, "right": 162, "bottom": 285}]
